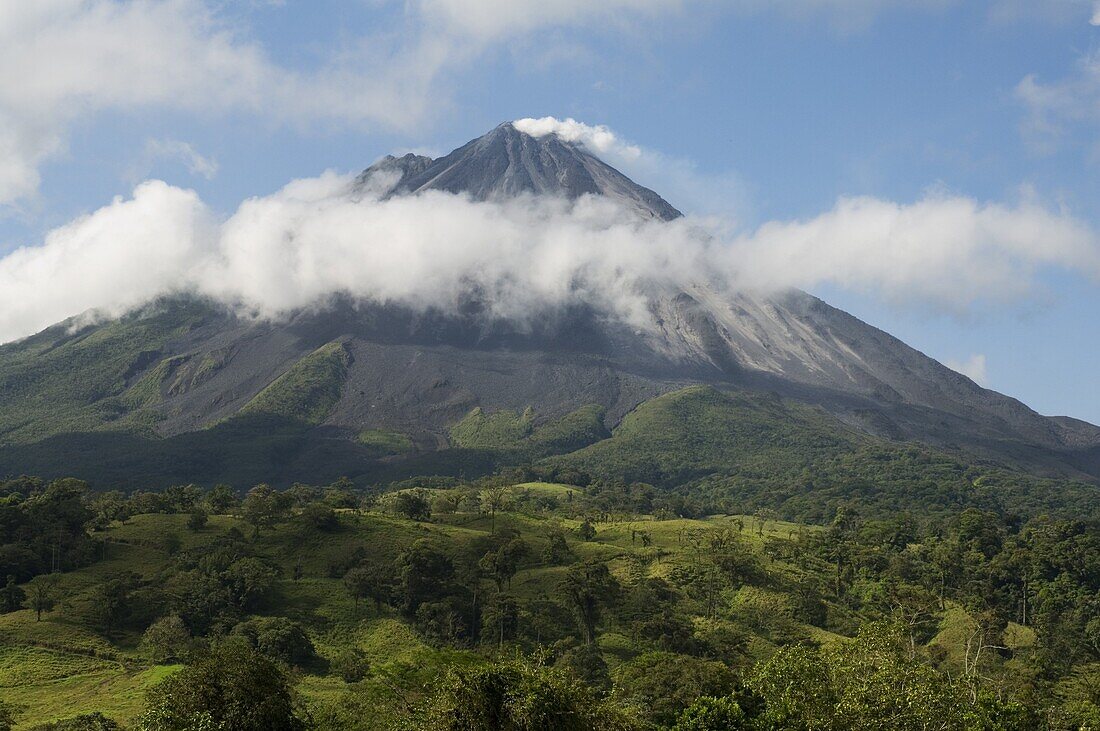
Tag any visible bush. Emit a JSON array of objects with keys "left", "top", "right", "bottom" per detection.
[
  {"left": 186, "top": 509, "right": 208, "bottom": 532},
  {"left": 232, "top": 617, "right": 316, "bottom": 666},
  {"left": 141, "top": 615, "right": 192, "bottom": 663},
  {"left": 301, "top": 503, "right": 338, "bottom": 532},
  {"left": 332, "top": 647, "right": 371, "bottom": 683},
  {"left": 672, "top": 696, "right": 747, "bottom": 731},
  {"left": 139, "top": 639, "right": 306, "bottom": 730},
  {"left": 28, "top": 713, "right": 122, "bottom": 730},
  {"left": 407, "top": 657, "right": 642, "bottom": 731}
]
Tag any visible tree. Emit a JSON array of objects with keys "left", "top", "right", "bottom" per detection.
[
  {"left": 164, "top": 484, "right": 204, "bottom": 513},
  {"left": 90, "top": 490, "right": 131, "bottom": 527},
  {"left": 301, "top": 503, "right": 338, "bottom": 532},
  {"left": 617, "top": 652, "right": 737, "bottom": 727},
  {"left": 394, "top": 491, "right": 432, "bottom": 522},
  {"left": 93, "top": 573, "right": 137, "bottom": 634},
  {"left": 160, "top": 532, "right": 182, "bottom": 555},
  {"left": 556, "top": 644, "right": 611, "bottom": 690},
  {"left": 207, "top": 484, "right": 238, "bottom": 514},
  {"left": 481, "top": 593, "right": 519, "bottom": 648},
  {"left": 409, "top": 657, "right": 641, "bottom": 731},
  {"left": 577, "top": 520, "right": 596, "bottom": 542},
  {"left": 25, "top": 712, "right": 121, "bottom": 730},
  {"left": 396, "top": 540, "right": 455, "bottom": 617},
  {"left": 224, "top": 557, "right": 278, "bottom": 610},
  {"left": 749, "top": 621, "right": 973, "bottom": 731},
  {"left": 141, "top": 615, "right": 192, "bottom": 663},
  {"left": 138, "top": 639, "right": 306, "bottom": 730},
  {"left": 26, "top": 574, "right": 57, "bottom": 621},
  {"left": 2, "top": 575, "right": 25, "bottom": 613},
  {"left": 242, "top": 484, "right": 285, "bottom": 536},
  {"left": 479, "top": 538, "right": 529, "bottom": 591},
  {"left": 481, "top": 485, "right": 510, "bottom": 534},
  {"left": 186, "top": 508, "right": 208, "bottom": 532},
  {"left": 673, "top": 696, "right": 749, "bottom": 731},
  {"left": 344, "top": 564, "right": 394, "bottom": 612},
  {"left": 543, "top": 526, "right": 571, "bottom": 564},
  {"left": 232, "top": 617, "right": 316, "bottom": 667},
  {"left": 561, "top": 561, "right": 618, "bottom": 645}
]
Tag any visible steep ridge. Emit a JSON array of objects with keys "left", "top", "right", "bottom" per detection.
[{"left": 355, "top": 122, "right": 682, "bottom": 221}]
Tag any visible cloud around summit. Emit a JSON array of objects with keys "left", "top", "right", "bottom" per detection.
[{"left": 0, "top": 117, "right": 1097, "bottom": 345}]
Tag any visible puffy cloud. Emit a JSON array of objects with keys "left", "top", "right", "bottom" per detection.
[
  {"left": 0, "top": 164, "right": 1096, "bottom": 344},
  {"left": 726, "top": 193, "right": 1100, "bottom": 311},
  {"left": 514, "top": 117, "right": 641, "bottom": 159},
  {"left": 0, "top": 180, "right": 215, "bottom": 340},
  {"left": 0, "top": 0, "right": 457, "bottom": 208}
]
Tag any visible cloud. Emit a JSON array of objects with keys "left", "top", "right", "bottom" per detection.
[
  {"left": 988, "top": 0, "right": 1099, "bottom": 24},
  {"left": 134, "top": 139, "right": 219, "bottom": 181},
  {"left": 727, "top": 192, "right": 1100, "bottom": 311},
  {"left": 0, "top": 159, "right": 1096, "bottom": 344},
  {"left": 1016, "top": 51, "right": 1100, "bottom": 152},
  {"left": 0, "top": 0, "right": 987, "bottom": 210},
  {"left": 945, "top": 354, "right": 988, "bottom": 385},
  {"left": 0, "top": 0, "right": 462, "bottom": 209},
  {"left": 415, "top": 0, "right": 956, "bottom": 38},
  {"left": 414, "top": 0, "right": 688, "bottom": 41},
  {"left": 0, "top": 180, "right": 216, "bottom": 342}
]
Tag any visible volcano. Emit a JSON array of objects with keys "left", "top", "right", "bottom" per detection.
[{"left": 1, "top": 122, "right": 1097, "bottom": 491}]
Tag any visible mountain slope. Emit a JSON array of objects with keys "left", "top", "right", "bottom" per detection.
[
  {"left": 356, "top": 122, "right": 682, "bottom": 220},
  {"left": 0, "top": 122, "right": 1098, "bottom": 493}
]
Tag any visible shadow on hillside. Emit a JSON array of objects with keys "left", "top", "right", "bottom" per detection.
[{"left": 0, "top": 414, "right": 504, "bottom": 489}]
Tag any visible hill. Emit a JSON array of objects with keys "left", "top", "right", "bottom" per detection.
[
  {"left": 1, "top": 477, "right": 1097, "bottom": 728},
  {"left": 0, "top": 122, "right": 1099, "bottom": 501}
]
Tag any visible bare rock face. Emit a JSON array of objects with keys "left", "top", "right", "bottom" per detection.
[{"left": 355, "top": 122, "right": 682, "bottom": 221}]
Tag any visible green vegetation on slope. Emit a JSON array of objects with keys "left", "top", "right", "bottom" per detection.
[
  {"left": 547, "top": 386, "right": 863, "bottom": 486},
  {"left": 450, "top": 406, "right": 536, "bottom": 448},
  {"left": 357, "top": 429, "right": 415, "bottom": 457},
  {"left": 540, "top": 386, "right": 1100, "bottom": 522},
  {"left": 450, "top": 404, "right": 610, "bottom": 458},
  {"left": 0, "top": 298, "right": 218, "bottom": 444},
  {"left": 1, "top": 476, "right": 1098, "bottom": 729},
  {"left": 241, "top": 341, "right": 351, "bottom": 425}
]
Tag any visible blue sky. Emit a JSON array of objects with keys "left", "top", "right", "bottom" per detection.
[{"left": 1, "top": 1, "right": 1100, "bottom": 421}]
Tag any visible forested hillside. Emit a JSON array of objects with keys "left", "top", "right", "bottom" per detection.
[{"left": 1, "top": 474, "right": 1097, "bottom": 729}]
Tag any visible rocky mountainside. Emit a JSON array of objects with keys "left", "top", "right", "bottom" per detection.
[
  {"left": 1, "top": 122, "right": 1098, "bottom": 487},
  {"left": 354, "top": 122, "right": 682, "bottom": 220}
]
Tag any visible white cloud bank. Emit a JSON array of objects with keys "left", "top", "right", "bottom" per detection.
[{"left": 0, "top": 161, "right": 1097, "bottom": 344}]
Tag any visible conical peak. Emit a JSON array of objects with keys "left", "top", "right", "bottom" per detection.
[{"left": 357, "top": 121, "right": 682, "bottom": 221}]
